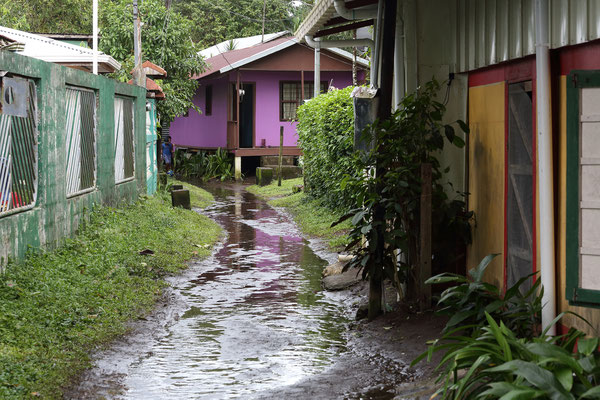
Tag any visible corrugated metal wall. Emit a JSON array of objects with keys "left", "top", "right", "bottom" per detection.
[{"left": 455, "top": 0, "right": 600, "bottom": 73}]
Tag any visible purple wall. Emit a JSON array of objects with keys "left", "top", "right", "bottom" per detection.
[
  {"left": 170, "top": 75, "right": 228, "bottom": 148},
  {"left": 169, "top": 69, "right": 354, "bottom": 149}
]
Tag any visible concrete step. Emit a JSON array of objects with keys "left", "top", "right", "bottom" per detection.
[
  {"left": 262, "top": 165, "right": 303, "bottom": 179},
  {"left": 261, "top": 155, "right": 295, "bottom": 166}
]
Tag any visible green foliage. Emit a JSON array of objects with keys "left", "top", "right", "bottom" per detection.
[
  {"left": 172, "top": 0, "right": 303, "bottom": 48},
  {"left": 0, "top": 193, "right": 220, "bottom": 399},
  {"left": 100, "top": 0, "right": 205, "bottom": 123},
  {"left": 413, "top": 311, "right": 600, "bottom": 399},
  {"left": 427, "top": 254, "right": 542, "bottom": 338},
  {"left": 297, "top": 86, "right": 358, "bottom": 211},
  {"left": 339, "top": 80, "right": 470, "bottom": 298},
  {"left": 0, "top": 0, "right": 91, "bottom": 33},
  {"left": 174, "top": 148, "right": 234, "bottom": 181},
  {"left": 247, "top": 178, "right": 352, "bottom": 250}
]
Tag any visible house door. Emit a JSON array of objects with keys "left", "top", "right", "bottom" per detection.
[
  {"left": 506, "top": 81, "right": 535, "bottom": 292},
  {"left": 239, "top": 83, "right": 254, "bottom": 148}
]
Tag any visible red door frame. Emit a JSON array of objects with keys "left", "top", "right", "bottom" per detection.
[{"left": 468, "top": 56, "right": 538, "bottom": 292}]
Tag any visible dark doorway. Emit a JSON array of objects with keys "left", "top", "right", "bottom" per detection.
[
  {"left": 239, "top": 83, "right": 254, "bottom": 148},
  {"left": 506, "top": 81, "right": 535, "bottom": 292}
]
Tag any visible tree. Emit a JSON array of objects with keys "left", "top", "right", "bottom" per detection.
[
  {"left": 172, "top": 0, "right": 300, "bottom": 48},
  {"left": 100, "top": 0, "right": 206, "bottom": 123},
  {"left": 0, "top": 0, "right": 91, "bottom": 33}
]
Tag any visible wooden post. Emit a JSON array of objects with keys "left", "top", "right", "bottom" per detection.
[
  {"left": 419, "top": 163, "right": 432, "bottom": 311},
  {"left": 369, "top": 0, "right": 397, "bottom": 321},
  {"left": 278, "top": 127, "right": 283, "bottom": 186}
]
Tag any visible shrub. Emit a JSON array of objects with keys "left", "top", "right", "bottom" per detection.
[
  {"left": 297, "top": 86, "right": 357, "bottom": 211},
  {"left": 174, "top": 148, "right": 233, "bottom": 181}
]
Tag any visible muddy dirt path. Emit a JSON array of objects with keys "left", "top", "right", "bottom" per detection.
[{"left": 67, "top": 183, "right": 437, "bottom": 399}]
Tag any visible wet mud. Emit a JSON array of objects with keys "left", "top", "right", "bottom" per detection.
[{"left": 66, "top": 183, "right": 443, "bottom": 399}]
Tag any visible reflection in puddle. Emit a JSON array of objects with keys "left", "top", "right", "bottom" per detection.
[{"left": 120, "top": 184, "right": 348, "bottom": 399}]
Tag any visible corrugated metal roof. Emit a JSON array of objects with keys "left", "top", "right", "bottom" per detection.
[
  {"left": 296, "top": 0, "right": 600, "bottom": 73},
  {"left": 456, "top": 0, "right": 600, "bottom": 72},
  {"left": 0, "top": 26, "right": 120, "bottom": 73}
]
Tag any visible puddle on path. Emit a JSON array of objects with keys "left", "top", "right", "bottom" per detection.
[{"left": 73, "top": 183, "right": 353, "bottom": 399}]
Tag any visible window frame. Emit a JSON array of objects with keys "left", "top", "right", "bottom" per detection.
[
  {"left": 114, "top": 95, "right": 135, "bottom": 184},
  {"left": 0, "top": 76, "right": 38, "bottom": 218},
  {"left": 566, "top": 70, "right": 600, "bottom": 307},
  {"left": 279, "top": 80, "right": 327, "bottom": 121},
  {"left": 65, "top": 85, "right": 98, "bottom": 198},
  {"left": 205, "top": 84, "right": 212, "bottom": 116}
]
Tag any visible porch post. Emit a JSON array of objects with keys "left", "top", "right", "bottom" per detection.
[
  {"left": 314, "top": 42, "right": 321, "bottom": 97},
  {"left": 236, "top": 71, "right": 240, "bottom": 149},
  {"left": 301, "top": 70, "right": 305, "bottom": 101}
]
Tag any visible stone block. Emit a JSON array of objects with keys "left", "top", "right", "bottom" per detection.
[
  {"left": 171, "top": 189, "right": 191, "bottom": 209},
  {"left": 256, "top": 167, "right": 274, "bottom": 186}
]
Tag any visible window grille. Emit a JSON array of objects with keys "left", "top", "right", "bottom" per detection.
[
  {"left": 0, "top": 79, "right": 37, "bottom": 215},
  {"left": 279, "top": 81, "right": 326, "bottom": 121},
  {"left": 114, "top": 96, "right": 135, "bottom": 183},
  {"left": 66, "top": 87, "right": 96, "bottom": 196}
]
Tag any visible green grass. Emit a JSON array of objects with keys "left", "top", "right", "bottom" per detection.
[
  {"left": 0, "top": 193, "right": 221, "bottom": 399},
  {"left": 168, "top": 178, "right": 214, "bottom": 208},
  {"left": 248, "top": 178, "right": 351, "bottom": 250}
]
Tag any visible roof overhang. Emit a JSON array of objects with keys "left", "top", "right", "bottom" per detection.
[{"left": 295, "top": 0, "right": 378, "bottom": 42}]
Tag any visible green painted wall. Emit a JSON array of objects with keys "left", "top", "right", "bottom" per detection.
[{"left": 0, "top": 51, "right": 147, "bottom": 265}]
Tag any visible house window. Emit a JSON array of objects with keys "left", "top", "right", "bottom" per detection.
[
  {"left": 566, "top": 70, "right": 600, "bottom": 306},
  {"left": 0, "top": 77, "right": 38, "bottom": 216},
  {"left": 66, "top": 87, "right": 97, "bottom": 196},
  {"left": 280, "top": 81, "right": 327, "bottom": 121},
  {"left": 205, "top": 85, "right": 212, "bottom": 116},
  {"left": 114, "top": 96, "right": 135, "bottom": 183}
]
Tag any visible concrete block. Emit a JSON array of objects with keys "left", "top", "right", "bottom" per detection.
[
  {"left": 171, "top": 189, "right": 191, "bottom": 209},
  {"left": 256, "top": 167, "right": 274, "bottom": 186}
]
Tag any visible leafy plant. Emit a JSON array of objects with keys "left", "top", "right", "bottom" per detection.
[
  {"left": 174, "top": 148, "right": 233, "bottom": 181},
  {"left": 427, "top": 254, "right": 542, "bottom": 338},
  {"left": 337, "top": 79, "right": 470, "bottom": 302},
  {"left": 297, "top": 86, "right": 358, "bottom": 211},
  {"left": 413, "top": 311, "right": 600, "bottom": 399}
]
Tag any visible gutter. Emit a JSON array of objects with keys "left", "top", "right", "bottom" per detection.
[
  {"left": 333, "top": 0, "right": 378, "bottom": 20},
  {"left": 534, "top": 0, "right": 556, "bottom": 335}
]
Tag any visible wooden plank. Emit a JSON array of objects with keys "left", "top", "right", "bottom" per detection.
[
  {"left": 419, "top": 163, "right": 432, "bottom": 311},
  {"left": 278, "top": 127, "right": 283, "bottom": 186}
]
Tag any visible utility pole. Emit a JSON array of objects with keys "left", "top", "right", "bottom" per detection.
[
  {"left": 369, "top": 0, "right": 397, "bottom": 321},
  {"left": 93, "top": 0, "right": 98, "bottom": 75},
  {"left": 132, "top": 0, "right": 145, "bottom": 88}
]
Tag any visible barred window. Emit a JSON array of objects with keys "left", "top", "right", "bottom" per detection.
[
  {"left": 114, "top": 96, "right": 135, "bottom": 183},
  {"left": 0, "top": 78, "right": 37, "bottom": 215},
  {"left": 280, "top": 81, "right": 326, "bottom": 121},
  {"left": 66, "top": 87, "right": 97, "bottom": 196}
]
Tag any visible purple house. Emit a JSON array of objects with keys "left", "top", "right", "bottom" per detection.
[{"left": 169, "top": 33, "right": 368, "bottom": 177}]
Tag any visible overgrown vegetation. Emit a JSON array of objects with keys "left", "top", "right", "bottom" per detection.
[
  {"left": 297, "top": 86, "right": 357, "bottom": 211},
  {"left": 338, "top": 80, "right": 471, "bottom": 301},
  {"left": 247, "top": 178, "right": 351, "bottom": 250},
  {"left": 100, "top": 0, "right": 206, "bottom": 123},
  {"left": 174, "top": 148, "right": 234, "bottom": 182},
  {"left": 414, "top": 255, "right": 600, "bottom": 399},
  {"left": 0, "top": 192, "right": 220, "bottom": 399}
]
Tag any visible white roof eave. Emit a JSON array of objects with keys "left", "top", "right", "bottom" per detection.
[
  {"left": 295, "top": 0, "right": 336, "bottom": 42},
  {"left": 219, "top": 38, "right": 299, "bottom": 73}
]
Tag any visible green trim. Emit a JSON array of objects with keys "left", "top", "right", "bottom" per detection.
[{"left": 566, "top": 70, "right": 600, "bottom": 306}]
